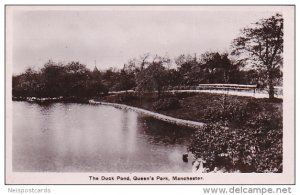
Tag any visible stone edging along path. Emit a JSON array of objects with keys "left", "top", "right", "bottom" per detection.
[{"left": 89, "top": 100, "right": 205, "bottom": 129}]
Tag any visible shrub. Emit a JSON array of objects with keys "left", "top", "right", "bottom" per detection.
[
  {"left": 189, "top": 97, "right": 282, "bottom": 173},
  {"left": 152, "top": 97, "right": 180, "bottom": 111},
  {"left": 204, "top": 98, "right": 263, "bottom": 127},
  {"left": 188, "top": 119, "right": 282, "bottom": 172}
]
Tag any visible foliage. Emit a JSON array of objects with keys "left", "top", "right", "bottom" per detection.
[
  {"left": 152, "top": 97, "right": 180, "bottom": 111},
  {"left": 111, "top": 69, "right": 136, "bottom": 91},
  {"left": 12, "top": 68, "right": 42, "bottom": 97},
  {"left": 232, "top": 13, "right": 283, "bottom": 98},
  {"left": 175, "top": 52, "right": 241, "bottom": 86},
  {"left": 205, "top": 98, "right": 263, "bottom": 127},
  {"left": 13, "top": 53, "right": 282, "bottom": 99},
  {"left": 135, "top": 61, "right": 167, "bottom": 97},
  {"left": 13, "top": 61, "right": 108, "bottom": 98},
  {"left": 188, "top": 97, "right": 282, "bottom": 173}
]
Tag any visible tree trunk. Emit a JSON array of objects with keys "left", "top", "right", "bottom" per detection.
[
  {"left": 268, "top": 70, "right": 275, "bottom": 99},
  {"left": 269, "top": 84, "right": 275, "bottom": 99}
]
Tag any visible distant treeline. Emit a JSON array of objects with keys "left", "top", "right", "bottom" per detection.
[{"left": 12, "top": 52, "right": 282, "bottom": 98}]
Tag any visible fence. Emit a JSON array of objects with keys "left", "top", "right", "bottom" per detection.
[{"left": 165, "top": 84, "right": 283, "bottom": 99}]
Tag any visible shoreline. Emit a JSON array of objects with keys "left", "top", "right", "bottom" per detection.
[{"left": 89, "top": 99, "right": 205, "bottom": 129}]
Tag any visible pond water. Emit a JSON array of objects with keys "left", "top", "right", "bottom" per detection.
[{"left": 13, "top": 101, "right": 195, "bottom": 172}]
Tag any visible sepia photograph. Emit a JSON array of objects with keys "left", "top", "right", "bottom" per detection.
[{"left": 5, "top": 5, "right": 295, "bottom": 184}]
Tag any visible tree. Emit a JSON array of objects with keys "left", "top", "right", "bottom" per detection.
[
  {"left": 113, "top": 69, "right": 136, "bottom": 91},
  {"left": 12, "top": 67, "right": 42, "bottom": 97},
  {"left": 176, "top": 54, "right": 200, "bottom": 85},
  {"left": 200, "top": 52, "right": 230, "bottom": 83},
  {"left": 232, "top": 13, "right": 283, "bottom": 99},
  {"left": 135, "top": 61, "right": 167, "bottom": 98},
  {"left": 40, "top": 61, "right": 66, "bottom": 97},
  {"left": 102, "top": 68, "right": 119, "bottom": 90},
  {"left": 64, "top": 61, "right": 91, "bottom": 96},
  {"left": 139, "top": 53, "right": 150, "bottom": 70},
  {"left": 12, "top": 60, "right": 109, "bottom": 98}
]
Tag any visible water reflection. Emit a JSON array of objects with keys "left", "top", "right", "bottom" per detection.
[
  {"left": 138, "top": 116, "right": 194, "bottom": 146},
  {"left": 13, "top": 102, "right": 194, "bottom": 172}
]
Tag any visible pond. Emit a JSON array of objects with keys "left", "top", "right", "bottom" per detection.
[{"left": 12, "top": 101, "right": 195, "bottom": 172}]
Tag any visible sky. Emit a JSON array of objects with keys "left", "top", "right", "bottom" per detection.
[{"left": 8, "top": 6, "right": 281, "bottom": 74}]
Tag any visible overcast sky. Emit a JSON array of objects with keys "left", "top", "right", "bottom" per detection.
[{"left": 9, "top": 6, "right": 280, "bottom": 74}]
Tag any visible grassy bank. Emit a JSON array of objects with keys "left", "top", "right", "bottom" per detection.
[{"left": 95, "top": 92, "right": 282, "bottom": 127}]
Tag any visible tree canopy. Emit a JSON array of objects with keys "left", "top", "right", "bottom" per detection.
[
  {"left": 135, "top": 60, "right": 167, "bottom": 97},
  {"left": 232, "top": 13, "right": 283, "bottom": 98}
]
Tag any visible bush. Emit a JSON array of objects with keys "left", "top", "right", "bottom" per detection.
[
  {"left": 204, "top": 98, "right": 263, "bottom": 127},
  {"left": 188, "top": 97, "right": 282, "bottom": 173},
  {"left": 188, "top": 118, "right": 282, "bottom": 172},
  {"left": 152, "top": 97, "right": 180, "bottom": 111}
]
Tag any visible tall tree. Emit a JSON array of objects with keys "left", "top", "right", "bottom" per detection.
[
  {"left": 231, "top": 13, "right": 283, "bottom": 99},
  {"left": 176, "top": 54, "right": 200, "bottom": 85},
  {"left": 135, "top": 61, "right": 167, "bottom": 98}
]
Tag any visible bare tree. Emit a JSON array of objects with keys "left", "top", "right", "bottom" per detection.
[{"left": 139, "top": 53, "right": 150, "bottom": 70}]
